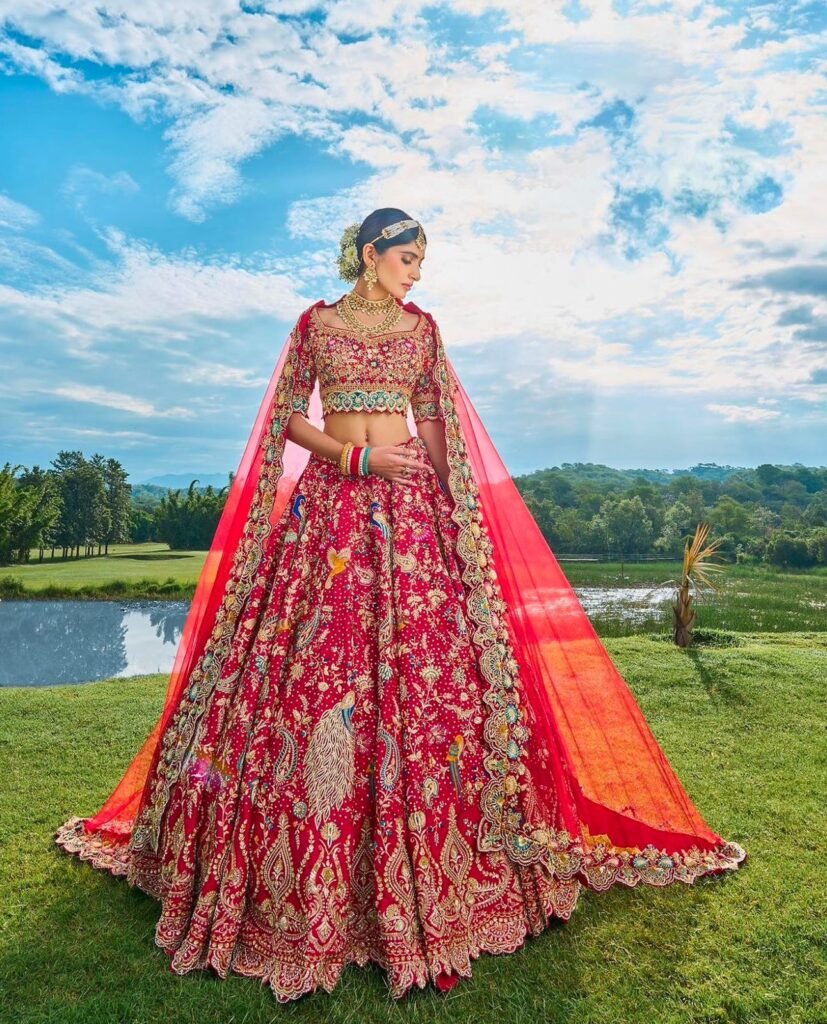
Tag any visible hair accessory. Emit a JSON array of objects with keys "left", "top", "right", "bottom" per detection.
[
  {"left": 336, "top": 218, "right": 426, "bottom": 282},
  {"left": 369, "top": 219, "right": 426, "bottom": 254},
  {"left": 336, "top": 223, "right": 362, "bottom": 282}
]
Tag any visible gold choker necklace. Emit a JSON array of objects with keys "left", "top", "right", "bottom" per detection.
[
  {"left": 345, "top": 290, "right": 397, "bottom": 313},
  {"left": 338, "top": 290, "right": 403, "bottom": 337}
]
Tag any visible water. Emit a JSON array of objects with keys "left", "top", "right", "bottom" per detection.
[
  {"left": 575, "top": 584, "right": 676, "bottom": 622},
  {"left": 0, "top": 584, "right": 678, "bottom": 687},
  {"left": 0, "top": 600, "right": 188, "bottom": 687}
]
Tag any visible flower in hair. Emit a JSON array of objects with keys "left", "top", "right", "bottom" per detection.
[{"left": 337, "top": 223, "right": 362, "bottom": 282}]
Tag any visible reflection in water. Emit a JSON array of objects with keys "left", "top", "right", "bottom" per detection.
[{"left": 0, "top": 600, "right": 188, "bottom": 687}]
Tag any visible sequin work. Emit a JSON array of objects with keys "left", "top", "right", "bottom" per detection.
[
  {"left": 304, "top": 304, "right": 442, "bottom": 421},
  {"left": 103, "top": 436, "right": 578, "bottom": 1001}
]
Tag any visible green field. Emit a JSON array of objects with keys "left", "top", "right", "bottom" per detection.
[
  {"left": 0, "top": 543, "right": 204, "bottom": 599},
  {"left": 1, "top": 632, "right": 824, "bottom": 1023}
]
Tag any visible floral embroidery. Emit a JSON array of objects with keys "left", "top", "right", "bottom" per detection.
[
  {"left": 302, "top": 304, "right": 443, "bottom": 422},
  {"left": 54, "top": 299, "right": 745, "bottom": 1005}
]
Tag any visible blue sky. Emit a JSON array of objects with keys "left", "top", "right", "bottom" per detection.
[{"left": 1, "top": 1, "right": 825, "bottom": 482}]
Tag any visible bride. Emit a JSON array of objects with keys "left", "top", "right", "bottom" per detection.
[{"left": 56, "top": 207, "right": 747, "bottom": 1002}]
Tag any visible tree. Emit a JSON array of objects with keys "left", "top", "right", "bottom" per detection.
[
  {"left": 654, "top": 500, "right": 695, "bottom": 557},
  {"left": 154, "top": 479, "right": 229, "bottom": 550},
  {"left": 102, "top": 457, "right": 132, "bottom": 554},
  {"left": 601, "top": 495, "right": 655, "bottom": 577},
  {"left": 765, "top": 533, "right": 815, "bottom": 569}
]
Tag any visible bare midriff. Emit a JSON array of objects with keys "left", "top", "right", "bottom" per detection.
[{"left": 323, "top": 410, "right": 412, "bottom": 447}]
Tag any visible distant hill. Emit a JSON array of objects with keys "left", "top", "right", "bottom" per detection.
[{"left": 516, "top": 462, "right": 748, "bottom": 486}]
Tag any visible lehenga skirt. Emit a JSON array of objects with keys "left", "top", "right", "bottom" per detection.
[{"left": 112, "top": 435, "right": 579, "bottom": 1001}]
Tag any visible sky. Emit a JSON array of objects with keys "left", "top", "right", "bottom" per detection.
[{"left": 0, "top": 0, "right": 825, "bottom": 483}]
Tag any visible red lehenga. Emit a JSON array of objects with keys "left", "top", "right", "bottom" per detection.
[{"left": 56, "top": 296, "right": 747, "bottom": 1001}]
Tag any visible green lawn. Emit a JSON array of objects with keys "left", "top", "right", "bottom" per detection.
[
  {"left": 563, "top": 561, "right": 827, "bottom": 637},
  {"left": 1, "top": 632, "right": 824, "bottom": 1024},
  {"left": 0, "top": 543, "right": 205, "bottom": 599}
]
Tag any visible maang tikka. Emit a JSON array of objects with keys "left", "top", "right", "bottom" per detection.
[{"left": 361, "top": 219, "right": 426, "bottom": 291}]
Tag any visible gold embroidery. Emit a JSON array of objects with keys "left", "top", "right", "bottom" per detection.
[
  {"left": 305, "top": 303, "right": 442, "bottom": 422},
  {"left": 304, "top": 691, "right": 357, "bottom": 824},
  {"left": 127, "top": 316, "right": 312, "bottom": 856},
  {"left": 54, "top": 298, "right": 746, "bottom": 1007}
]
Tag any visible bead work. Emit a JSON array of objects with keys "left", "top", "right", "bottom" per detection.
[{"left": 303, "top": 302, "right": 442, "bottom": 422}]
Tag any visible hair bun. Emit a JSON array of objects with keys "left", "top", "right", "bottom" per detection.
[{"left": 337, "top": 222, "right": 362, "bottom": 282}]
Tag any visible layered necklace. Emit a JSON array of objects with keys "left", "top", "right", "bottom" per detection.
[{"left": 336, "top": 288, "right": 403, "bottom": 338}]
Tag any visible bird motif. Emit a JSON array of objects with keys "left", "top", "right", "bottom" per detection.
[
  {"left": 446, "top": 734, "right": 465, "bottom": 801},
  {"left": 291, "top": 493, "right": 307, "bottom": 531},
  {"left": 304, "top": 690, "right": 356, "bottom": 824},
  {"left": 283, "top": 493, "right": 307, "bottom": 543},
  {"left": 369, "top": 501, "right": 391, "bottom": 541},
  {"left": 324, "top": 545, "right": 351, "bottom": 588}
]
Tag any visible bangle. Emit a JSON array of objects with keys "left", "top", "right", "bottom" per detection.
[
  {"left": 338, "top": 441, "right": 354, "bottom": 476},
  {"left": 348, "top": 445, "right": 361, "bottom": 477},
  {"left": 360, "top": 446, "right": 371, "bottom": 476}
]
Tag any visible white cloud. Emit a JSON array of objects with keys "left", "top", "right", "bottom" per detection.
[
  {"left": 0, "top": 192, "right": 39, "bottom": 230},
  {"left": 47, "top": 383, "right": 194, "bottom": 418},
  {"left": 706, "top": 403, "right": 784, "bottom": 424},
  {"left": 1, "top": 0, "right": 825, "bottom": 462},
  {"left": 61, "top": 166, "right": 140, "bottom": 211}
]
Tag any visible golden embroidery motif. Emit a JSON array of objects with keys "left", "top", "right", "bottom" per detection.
[
  {"left": 303, "top": 303, "right": 442, "bottom": 422},
  {"left": 304, "top": 691, "right": 356, "bottom": 824},
  {"left": 54, "top": 298, "right": 746, "bottom": 1007}
]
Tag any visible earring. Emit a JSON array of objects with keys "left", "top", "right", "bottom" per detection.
[{"left": 363, "top": 263, "right": 378, "bottom": 290}]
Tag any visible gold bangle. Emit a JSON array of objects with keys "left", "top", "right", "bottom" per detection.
[{"left": 338, "top": 441, "right": 354, "bottom": 476}]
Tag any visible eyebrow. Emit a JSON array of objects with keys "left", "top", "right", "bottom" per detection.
[{"left": 400, "top": 250, "right": 425, "bottom": 261}]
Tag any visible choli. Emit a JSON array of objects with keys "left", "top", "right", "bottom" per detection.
[{"left": 289, "top": 303, "right": 442, "bottom": 422}]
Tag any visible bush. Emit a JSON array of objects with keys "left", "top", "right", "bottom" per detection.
[
  {"left": 0, "top": 576, "right": 25, "bottom": 598},
  {"left": 687, "top": 628, "right": 745, "bottom": 648},
  {"left": 765, "top": 533, "right": 816, "bottom": 569}
]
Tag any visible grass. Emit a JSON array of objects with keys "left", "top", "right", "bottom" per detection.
[
  {"left": 1, "top": 632, "right": 824, "bottom": 1023},
  {"left": 0, "top": 543, "right": 204, "bottom": 599},
  {"left": 562, "top": 561, "right": 827, "bottom": 637}
]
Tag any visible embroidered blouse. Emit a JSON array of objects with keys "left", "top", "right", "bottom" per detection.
[{"left": 289, "top": 303, "right": 442, "bottom": 422}]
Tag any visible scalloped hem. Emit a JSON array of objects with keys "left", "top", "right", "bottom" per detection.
[
  {"left": 160, "top": 909, "right": 553, "bottom": 1003},
  {"left": 55, "top": 815, "right": 747, "bottom": 1002}
]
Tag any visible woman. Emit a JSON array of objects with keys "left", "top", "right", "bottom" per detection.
[{"left": 56, "top": 208, "right": 747, "bottom": 1002}]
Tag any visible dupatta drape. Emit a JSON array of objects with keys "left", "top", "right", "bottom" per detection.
[{"left": 58, "top": 297, "right": 746, "bottom": 891}]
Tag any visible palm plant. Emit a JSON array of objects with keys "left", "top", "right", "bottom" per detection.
[{"left": 672, "top": 521, "right": 726, "bottom": 647}]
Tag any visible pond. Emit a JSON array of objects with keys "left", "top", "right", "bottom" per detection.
[
  {"left": 0, "top": 600, "right": 188, "bottom": 687},
  {"left": 0, "top": 584, "right": 678, "bottom": 687}
]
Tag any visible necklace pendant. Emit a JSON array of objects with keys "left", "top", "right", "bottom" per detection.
[{"left": 339, "top": 291, "right": 403, "bottom": 337}]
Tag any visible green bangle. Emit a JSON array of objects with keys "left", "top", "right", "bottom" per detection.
[{"left": 360, "top": 446, "right": 371, "bottom": 476}]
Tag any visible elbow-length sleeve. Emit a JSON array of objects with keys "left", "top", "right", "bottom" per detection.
[
  {"left": 411, "top": 319, "right": 442, "bottom": 422},
  {"left": 288, "top": 323, "right": 316, "bottom": 416}
]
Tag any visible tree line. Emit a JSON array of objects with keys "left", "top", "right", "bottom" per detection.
[
  {"left": 516, "top": 462, "right": 827, "bottom": 568},
  {"left": 2, "top": 452, "right": 825, "bottom": 569},
  {"left": 0, "top": 451, "right": 229, "bottom": 565}
]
